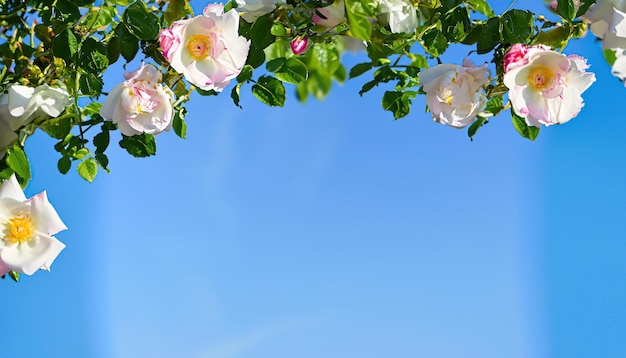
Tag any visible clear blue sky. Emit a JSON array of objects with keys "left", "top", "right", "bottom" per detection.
[{"left": 2, "top": 1, "right": 626, "bottom": 358}]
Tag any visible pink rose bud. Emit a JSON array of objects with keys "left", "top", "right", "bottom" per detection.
[{"left": 290, "top": 36, "right": 309, "bottom": 55}]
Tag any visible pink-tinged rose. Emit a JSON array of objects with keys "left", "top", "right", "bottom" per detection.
[
  {"left": 418, "top": 58, "right": 490, "bottom": 128},
  {"left": 158, "top": 21, "right": 185, "bottom": 62},
  {"left": 100, "top": 63, "right": 174, "bottom": 136},
  {"left": 0, "top": 174, "right": 67, "bottom": 276},
  {"left": 503, "top": 44, "right": 528, "bottom": 72},
  {"left": 504, "top": 46, "right": 596, "bottom": 127},
  {"left": 160, "top": 3, "right": 250, "bottom": 92},
  {"left": 503, "top": 44, "right": 551, "bottom": 73},
  {"left": 290, "top": 36, "right": 309, "bottom": 55},
  {"left": 313, "top": 0, "right": 346, "bottom": 29}
]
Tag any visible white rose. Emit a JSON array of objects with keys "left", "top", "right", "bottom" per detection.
[
  {"left": 418, "top": 58, "right": 490, "bottom": 128},
  {"left": 378, "top": 0, "right": 418, "bottom": 34},
  {"left": 100, "top": 63, "right": 174, "bottom": 137},
  {"left": 0, "top": 84, "right": 70, "bottom": 131},
  {"left": 236, "top": 0, "right": 283, "bottom": 22}
]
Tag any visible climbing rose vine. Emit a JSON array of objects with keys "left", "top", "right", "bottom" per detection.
[{"left": 0, "top": 0, "right": 616, "bottom": 282}]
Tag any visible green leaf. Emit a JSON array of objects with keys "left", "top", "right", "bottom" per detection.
[
  {"left": 123, "top": 1, "right": 161, "bottom": 40},
  {"left": 511, "top": 111, "right": 540, "bottom": 141},
  {"left": 467, "top": 116, "right": 485, "bottom": 139},
  {"left": 115, "top": 24, "right": 139, "bottom": 62},
  {"left": 382, "top": 91, "right": 412, "bottom": 119},
  {"left": 52, "top": 28, "right": 78, "bottom": 61},
  {"left": 477, "top": 17, "right": 501, "bottom": 54},
  {"left": 422, "top": 28, "right": 448, "bottom": 57},
  {"left": 483, "top": 95, "right": 504, "bottom": 116},
  {"left": 80, "top": 6, "right": 115, "bottom": 30},
  {"left": 604, "top": 48, "right": 617, "bottom": 66},
  {"left": 442, "top": 7, "right": 470, "bottom": 42},
  {"left": 236, "top": 64, "right": 254, "bottom": 83},
  {"left": 106, "top": 35, "right": 121, "bottom": 65},
  {"left": 164, "top": 0, "right": 190, "bottom": 25},
  {"left": 501, "top": 10, "right": 534, "bottom": 44},
  {"left": 275, "top": 58, "right": 308, "bottom": 84},
  {"left": 9, "top": 271, "right": 19, "bottom": 282},
  {"left": 79, "top": 72, "right": 103, "bottom": 96},
  {"left": 576, "top": 0, "right": 596, "bottom": 18},
  {"left": 173, "top": 109, "right": 187, "bottom": 139},
  {"left": 93, "top": 130, "right": 110, "bottom": 154},
  {"left": 534, "top": 25, "right": 571, "bottom": 48},
  {"left": 119, "top": 133, "right": 157, "bottom": 157},
  {"left": 6, "top": 146, "right": 31, "bottom": 180},
  {"left": 345, "top": 0, "right": 373, "bottom": 41},
  {"left": 467, "top": 0, "right": 494, "bottom": 17},
  {"left": 77, "top": 158, "right": 98, "bottom": 183},
  {"left": 349, "top": 62, "right": 373, "bottom": 78},
  {"left": 95, "top": 153, "right": 109, "bottom": 171},
  {"left": 42, "top": 117, "right": 72, "bottom": 139},
  {"left": 249, "top": 15, "right": 276, "bottom": 50},
  {"left": 57, "top": 156, "right": 71, "bottom": 174},
  {"left": 266, "top": 57, "right": 286, "bottom": 72},
  {"left": 556, "top": 0, "right": 576, "bottom": 21},
  {"left": 252, "top": 75, "right": 285, "bottom": 107}
]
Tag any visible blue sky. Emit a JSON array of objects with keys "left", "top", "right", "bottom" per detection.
[{"left": 2, "top": 1, "right": 626, "bottom": 358}]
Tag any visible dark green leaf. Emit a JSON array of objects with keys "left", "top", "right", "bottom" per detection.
[
  {"left": 57, "top": 156, "right": 71, "bottom": 174},
  {"left": 115, "top": 24, "right": 139, "bottom": 62},
  {"left": 556, "top": 0, "right": 576, "bottom": 21},
  {"left": 252, "top": 75, "right": 285, "bottom": 107},
  {"left": 106, "top": 35, "right": 121, "bottom": 65},
  {"left": 266, "top": 58, "right": 286, "bottom": 72},
  {"left": 467, "top": 116, "right": 485, "bottom": 139},
  {"left": 119, "top": 133, "right": 157, "bottom": 157},
  {"left": 123, "top": 1, "right": 161, "bottom": 40},
  {"left": 349, "top": 62, "right": 373, "bottom": 78},
  {"left": 236, "top": 65, "right": 254, "bottom": 83},
  {"left": 93, "top": 130, "right": 110, "bottom": 154},
  {"left": 576, "top": 0, "right": 596, "bottom": 18},
  {"left": 422, "top": 28, "right": 448, "bottom": 57},
  {"left": 52, "top": 28, "right": 78, "bottom": 61},
  {"left": 501, "top": 10, "right": 534, "bottom": 43},
  {"left": 477, "top": 17, "right": 501, "bottom": 54},
  {"left": 79, "top": 72, "right": 103, "bottom": 96},
  {"left": 382, "top": 91, "right": 412, "bottom": 119},
  {"left": 249, "top": 15, "right": 276, "bottom": 50},
  {"left": 173, "top": 109, "right": 187, "bottom": 139},
  {"left": 275, "top": 58, "right": 308, "bottom": 84},
  {"left": 511, "top": 110, "right": 540, "bottom": 141}
]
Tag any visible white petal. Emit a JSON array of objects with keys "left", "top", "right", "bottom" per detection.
[
  {"left": 0, "top": 174, "right": 26, "bottom": 202},
  {"left": 0, "top": 233, "right": 65, "bottom": 275},
  {"left": 29, "top": 191, "right": 67, "bottom": 236}
]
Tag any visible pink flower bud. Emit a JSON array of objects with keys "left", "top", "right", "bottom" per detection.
[{"left": 290, "top": 36, "right": 309, "bottom": 55}]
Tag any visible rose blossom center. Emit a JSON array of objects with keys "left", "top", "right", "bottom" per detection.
[
  {"left": 187, "top": 34, "right": 213, "bottom": 60},
  {"left": 527, "top": 65, "right": 555, "bottom": 90},
  {"left": 5, "top": 211, "right": 35, "bottom": 245}
]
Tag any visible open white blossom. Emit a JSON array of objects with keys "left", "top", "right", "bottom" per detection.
[{"left": 0, "top": 175, "right": 67, "bottom": 276}]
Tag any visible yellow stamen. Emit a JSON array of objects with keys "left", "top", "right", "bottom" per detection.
[
  {"left": 527, "top": 64, "right": 555, "bottom": 90},
  {"left": 5, "top": 212, "right": 35, "bottom": 245},
  {"left": 187, "top": 34, "right": 213, "bottom": 61}
]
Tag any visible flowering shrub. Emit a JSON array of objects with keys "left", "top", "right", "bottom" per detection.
[{"left": 0, "top": 0, "right": 621, "bottom": 282}]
